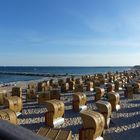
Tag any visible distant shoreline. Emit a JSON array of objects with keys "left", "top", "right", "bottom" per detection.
[{"left": 0, "top": 66, "right": 132, "bottom": 84}]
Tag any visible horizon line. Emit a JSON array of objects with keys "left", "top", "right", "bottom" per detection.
[{"left": 0, "top": 65, "right": 133, "bottom": 67}]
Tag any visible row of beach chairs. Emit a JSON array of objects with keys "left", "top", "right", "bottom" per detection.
[{"left": 0, "top": 70, "right": 140, "bottom": 139}]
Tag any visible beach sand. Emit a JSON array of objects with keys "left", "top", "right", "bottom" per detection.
[{"left": 1, "top": 77, "right": 140, "bottom": 140}]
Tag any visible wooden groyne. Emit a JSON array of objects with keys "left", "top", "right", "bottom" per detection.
[{"left": 0, "top": 71, "right": 68, "bottom": 77}]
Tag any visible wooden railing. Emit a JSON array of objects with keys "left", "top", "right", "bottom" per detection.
[{"left": 0, "top": 120, "right": 49, "bottom": 140}]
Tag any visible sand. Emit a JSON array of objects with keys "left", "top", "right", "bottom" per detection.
[{"left": 1, "top": 77, "right": 140, "bottom": 140}]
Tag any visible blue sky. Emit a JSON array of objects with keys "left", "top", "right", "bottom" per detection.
[{"left": 0, "top": 0, "right": 140, "bottom": 66}]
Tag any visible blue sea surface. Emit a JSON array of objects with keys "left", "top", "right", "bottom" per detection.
[{"left": 0, "top": 66, "right": 131, "bottom": 83}]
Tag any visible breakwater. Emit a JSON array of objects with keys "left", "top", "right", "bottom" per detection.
[{"left": 0, "top": 71, "right": 68, "bottom": 77}]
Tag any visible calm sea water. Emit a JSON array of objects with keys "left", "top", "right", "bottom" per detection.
[{"left": 0, "top": 66, "right": 131, "bottom": 83}]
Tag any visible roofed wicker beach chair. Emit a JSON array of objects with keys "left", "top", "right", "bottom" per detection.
[
  {"left": 4, "top": 96, "right": 22, "bottom": 113},
  {"left": 79, "top": 110, "right": 105, "bottom": 140},
  {"left": 12, "top": 87, "right": 22, "bottom": 98},
  {"left": 96, "top": 100, "right": 112, "bottom": 129},
  {"left": 106, "top": 83, "right": 115, "bottom": 93},
  {"left": 0, "top": 90, "right": 7, "bottom": 105},
  {"left": 107, "top": 92, "right": 120, "bottom": 111},
  {"left": 68, "top": 80, "right": 75, "bottom": 91},
  {"left": 45, "top": 99, "right": 64, "bottom": 127},
  {"left": 114, "top": 80, "right": 123, "bottom": 92},
  {"left": 133, "top": 82, "right": 140, "bottom": 94},
  {"left": 38, "top": 91, "right": 51, "bottom": 104},
  {"left": 86, "top": 81, "right": 94, "bottom": 91},
  {"left": 37, "top": 81, "right": 46, "bottom": 92},
  {"left": 26, "top": 88, "right": 37, "bottom": 102},
  {"left": 61, "top": 82, "right": 69, "bottom": 93},
  {"left": 72, "top": 92, "right": 87, "bottom": 112},
  {"left": 124, "top": 84, "right": 133, "bottom": 99},
  {"left": 95, "top": 87, "right": 105, "bottom": 101},
  {"left": 50, "top": 88, "right": 61, "bottom": 100},
  {"left": 74, "top": 84, "right": 84, "bottom": 92}
]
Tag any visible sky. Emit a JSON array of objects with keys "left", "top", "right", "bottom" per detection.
[{"left": 0, "top": 0, "right": 140, "bottom": 66}]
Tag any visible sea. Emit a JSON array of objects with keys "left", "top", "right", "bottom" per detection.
[{"left": 0, "top": 66, "right": 131, "bottom": 84}]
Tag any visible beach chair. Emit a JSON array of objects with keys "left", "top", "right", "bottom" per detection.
[
  {"left": 106, "top": 83, "right": 115, "bottom": 93},
  {"left": 38, "top": 91, "right": 51, "bottom": 104},
  {"left": 79, "top": 110, "right": 105, "bottom": 140},
  {"left": 108, "top": 92, "right": 120, "bottom": 111},
  {"left": 26, "top": 88, "right": 37, "bottom": 101},
  {"left": 49, "top": 79, "right": 54, "bottom": 87},
  {"left": 86, "top": 81, "right": 94, "bottom": 91},
  {"left": 66, "top": 77, "right": 71, "bottom": 83},
  {"left": 0, "top": 109, "right": 17, "bottom": 124},
  {"left": 100, "top": 78, "right": 108, "bottom": 85},
  {"left": 61, "top": 82, "right": 69, "bottom": 93},
  {"left": 75, "top": 78, "right": 83, "bottom": 85},
  {"left": 58, "top": 79, "right": 64, "bottom": 86},
  {"left": 93, "top": 80, "right": 100, "bottom": 87},
  {"left": 51, "top": 82, "right": 59, "bottom": 89},
  {"left": 108, "top": 75, "right": 114, "bottom": 83},
  {"left": 12, "top": 87, "right": 22, "bottom": 98},
  {"left": 45, "top": 99, "right": 64, "bottom": 127},
  {"left": 124, "top": 84, "right": 133, "bottom": 99},
  {"left": 74, "top": 84, "right": 84, "bottom": 92},
  {"left": 4, "top": 96, "right": 22, "bottom": 112},
  {"left": 50, "top": 88, "right": 61, "bottom": 100},
  {"left": 114, "top": 81, "right": 123, "bottom": 92},
  {"left": 37, "top": 82, "right": 46, "bottom": 92},
  {"left": 133, "top": 82, "right": 140, "bottom": 94},
  {"left": 28, "top": 83, "right": 37, "bottom": 90},
  {"left": 71, "top": 75, "right": 75, "bottom": 81},
  {"left": 96, "top": 100, "right": 112, "bottom": 129},
  {"left": 68, "top": 81, "right": 75, "bottom": 91},
  {"left": 37, "top": 127, "right": 72, "bottom": 140},
  {"left": 72, "top": 92, "right": 87, "bottom": 112},
  {"left": 43, "top": 84, "right": 52, "bottom": 92},
  {"left": 0, "top": 90, "right": 7, "bottom": 105},
  {"left": 95, "top": 87, "right": 105, "bottom": 101}
]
